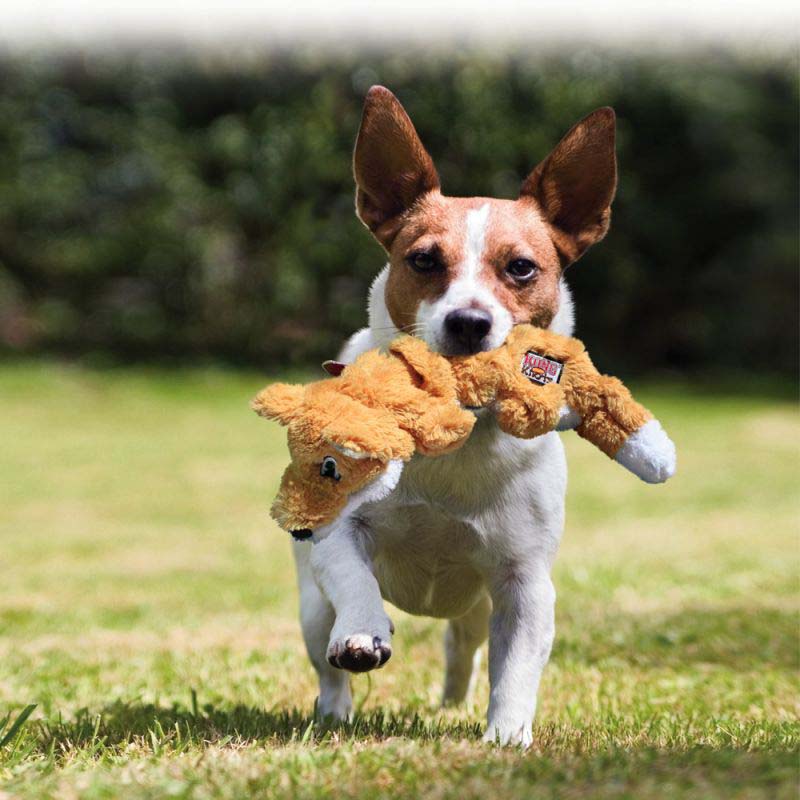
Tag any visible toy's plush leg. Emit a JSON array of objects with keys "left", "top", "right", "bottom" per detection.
[
  {"left": 293, "top": 542, "right": 353, "bottom": 720},
  {"left": 442, "top": 592, "right": 492, "bottom": 707},
  {"left": 482, "top": 563, "right": 556, "bottom": 746},
  {"left": 309, "top": 520, "right": 394, "bottom": 674}
]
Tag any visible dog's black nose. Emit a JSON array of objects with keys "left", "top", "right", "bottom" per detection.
[
  {"left": 444, "top": 308, "right": 493, "bottom": 353},
  {"left": 290, "top": 529, "right": 313, "bottom": 541}
]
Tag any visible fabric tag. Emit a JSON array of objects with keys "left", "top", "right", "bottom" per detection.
[{"left": 521, "top": 350, "right": 564, "bottom": 386}]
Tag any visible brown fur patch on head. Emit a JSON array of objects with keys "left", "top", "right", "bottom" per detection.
[
  {"left": 383, "top": 194, "right": 565, "bottom": 332},
  {"left": 384, "top": 193, "right": 468, "bottom": 331},
  {"left": 475, "top": 199, "right": 563, "bottom": 328}
]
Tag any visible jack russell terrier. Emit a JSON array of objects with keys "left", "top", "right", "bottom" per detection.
[{"left": 292, "top": 86, "right": 624, "bottom": 745}]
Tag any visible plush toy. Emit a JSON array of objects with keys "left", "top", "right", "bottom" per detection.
[
  {"left": 251, "top": 336, "right": 477, "bottom": 536},
  {"left": 449, "top": 325, "right": 671, "bottom": 466},
  {"left": 253, "top": 325, "right": 676, "bottom": 538}
]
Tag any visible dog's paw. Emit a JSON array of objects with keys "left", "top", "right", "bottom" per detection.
[
  {"left": 327, "top": 634, "right": 392, "bottom": 673},
  {"left": 315, "top": 687, "right": 352, "bottom": 722},
  {"left": 482, "top": 722, "right": 533, "bottom": 748}
]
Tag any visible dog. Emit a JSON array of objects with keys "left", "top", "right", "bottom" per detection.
[{"left": 291, "top": 86, "right": 617, "bottom": 745}]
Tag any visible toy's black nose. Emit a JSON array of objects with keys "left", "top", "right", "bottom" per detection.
[
  {"left": 290, "top": 529, "right": 313, "bottom": 541},
  {"left": 444, "top": 308, "right": 493, "bottom": 354}
]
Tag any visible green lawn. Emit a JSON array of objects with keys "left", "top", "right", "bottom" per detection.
[{"left": 0, "top": 361, "right": 797, "bottom": 799}]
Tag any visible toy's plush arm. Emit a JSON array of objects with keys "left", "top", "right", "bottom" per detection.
[
  {"left": 492, "top": 356, "right": 565, "bottom": 438},
  {"left": 449, "top": 347, "right": 564, "bottom": 439},
  {"left": 488, "top": 325, "right": 675, "bottom": 483},
  {"left": 559, "top": 348, "right": 676, "bottom": 484}
]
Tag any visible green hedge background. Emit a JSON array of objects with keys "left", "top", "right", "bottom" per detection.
[{"left": 0, "top": 49, "right": 796, "bottom": 376}]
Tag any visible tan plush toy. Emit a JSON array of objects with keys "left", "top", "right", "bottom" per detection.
[
  {"left": 253, "top": 325, "right": 675, "bottom": 538},
  {"left": 450, "top": 325, "right": 669, "bottom": 465},
  {"left": 252, "top": 336, "right": 477, "bottom": 536}
]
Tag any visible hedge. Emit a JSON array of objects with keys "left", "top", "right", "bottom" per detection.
[{"left": 0, "top": 49, "right": 796, "bottom": 376}]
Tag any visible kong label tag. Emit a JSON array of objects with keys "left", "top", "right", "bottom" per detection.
[{"left": 521, "top": 350, "right": 564, "bottom": 386}]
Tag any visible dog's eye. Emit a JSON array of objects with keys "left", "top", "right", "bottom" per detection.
[
  {"left": 407, "top": 251, "right": 440, "bottom": 273},
  {"left": 320, "top": 456, "right": 341, "bottom": 481},
  {"left": 506, "top": 259, "right": 538, "bottom": 282}
]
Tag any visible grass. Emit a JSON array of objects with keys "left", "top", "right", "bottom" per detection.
[{"left": 0, "top": 360, "right": 797, "bottom": 799}]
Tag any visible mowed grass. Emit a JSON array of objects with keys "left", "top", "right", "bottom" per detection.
[{"left": 0, "top": 360, "right": 797, "bottom": 799}]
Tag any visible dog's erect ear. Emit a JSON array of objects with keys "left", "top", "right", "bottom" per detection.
[
  {"left": 321, "top": 401, "right": 416, "bottom": 462},
  {"left": 520, "top": 107, "right": 617, "bottom": 266},
  {"left": 251, "top": 383, "right": 305, "bottom": 426},
  {"left": 353, "top": 86, "right": 440, "bottom": 248}
]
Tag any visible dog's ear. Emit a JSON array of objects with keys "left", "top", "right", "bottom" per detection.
[
  {"left": 353, "top": 86, "right": 440, "bottom": 248},
  {"left": 321, "top": 401, "right": 416, "bottom": 462},
  {"left": 251, "top": 383, "right": 305, "bottom": 425},
  {"left": 520, "top": 107, "right": 617, "bottom": 266}
]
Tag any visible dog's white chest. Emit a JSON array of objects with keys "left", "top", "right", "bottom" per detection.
[{"left": 360, "top": 419, "right": 567, "bottom": 618}]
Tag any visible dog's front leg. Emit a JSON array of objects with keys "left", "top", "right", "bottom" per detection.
[
  {"left": 309, "top": 521, "right": 393, "bottom": 673},
  {"left": 483, "top": 563, "right": 556, "bottom": 746}
]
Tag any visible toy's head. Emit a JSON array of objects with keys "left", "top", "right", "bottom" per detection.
[{"left": 252, "top": 381, "right": 416, "bottom": 536}]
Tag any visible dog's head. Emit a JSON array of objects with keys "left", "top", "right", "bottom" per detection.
[
  {"left": 252, "top": 382, "right": 413, "bottom": 536},
  {"left": 354, "top": 86, "right": 617, "bottom": 355}
]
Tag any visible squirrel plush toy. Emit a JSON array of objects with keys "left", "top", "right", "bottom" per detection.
[{"left": 253, "top": 325, "right": 676, "bottom": 538}]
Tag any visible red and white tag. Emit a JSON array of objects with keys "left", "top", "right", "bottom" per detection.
[{"left": 521, "top": 350, "right": 564, "bottom": 386}]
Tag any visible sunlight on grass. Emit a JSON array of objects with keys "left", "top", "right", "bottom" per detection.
[{"left": 0, "top": 362, "right": 798, "bottom": 798}]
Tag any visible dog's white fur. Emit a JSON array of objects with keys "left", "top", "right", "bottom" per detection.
[{"left": 293, "top": 201, "right": 577, "bottom": 743}]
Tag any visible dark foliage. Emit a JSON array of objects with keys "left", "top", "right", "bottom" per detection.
[{"left": 0, "top": 49, "right": 796, "bottom": 376}]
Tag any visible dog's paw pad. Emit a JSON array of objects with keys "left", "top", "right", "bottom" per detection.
[{"left": 327, "top": 634, "right": 392, "bottom": 673}]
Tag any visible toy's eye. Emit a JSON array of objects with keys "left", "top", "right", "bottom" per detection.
[
  {"left": 406, "top": 251, "right": 441, "bottom": 273},
  {"left": 506, "top": 258, "right": 538, "bottom": 282},
  {"left": 320, "top": 456, "right": 341, "bottom": 481}
]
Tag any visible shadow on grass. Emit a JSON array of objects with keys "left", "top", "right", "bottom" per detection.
[
  {"left": 34, "top": 700, "right": 483, "bottom": 756},
  {"left": 7, "top": 703, "right": 797, "bottom": 799},
  {"left": 23, "top": 699, "right": 798, "bottom": 775}
]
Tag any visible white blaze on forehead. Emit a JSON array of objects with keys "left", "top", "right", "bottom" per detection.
[
  {"left": 415, "top": 202, "right": 513, "bottom": 352},
  {"left": 463, "top": 203, "right": 491, "bottom": 282}
]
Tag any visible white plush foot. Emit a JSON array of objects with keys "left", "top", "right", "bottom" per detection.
[
  {"left": 615, "top": 418, "right": 677, "bottom": 483},
  {"left": 327, "top": 629, "right": 392, "bottom": 673},
  {"left": 482, "top": 722, "right": 534, "bottom": 747}
]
